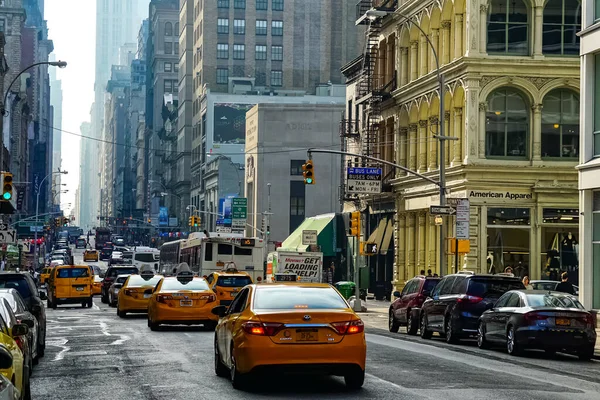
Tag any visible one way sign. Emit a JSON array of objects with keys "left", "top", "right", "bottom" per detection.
[
  {"left": 0, "top": 230, "right": 17, "bottom": 244},
  {"left": 430, "top": 205, "right": 456, "bottom": 215}
]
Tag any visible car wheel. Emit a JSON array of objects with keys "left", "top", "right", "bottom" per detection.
[
  {"left": 230, "top": 344, "right": 247, "bottom": 390},
  {"left": 445, "top": 316, "right": 459, "bottom": 344},
  {"left": 214, "top": 336, "right": 229, "bottom": 377},
  {"left": 148, "top": 317, "right": 159, "bottom": 331},
  {"left": 506, "top": 326, "right": 522, "bottom": 356},
  {"left": 578, "top": 345, "right": 594, "bottom": 361},
  {"left": 87, "top": 297, "right": 93, "bottom": 308},
  {"left": 477, "top": 322, "right": 491, "bottom": 349},
  {"left": 117, "top": 308, "right": 126, "bottom": 318},
  {"left": 101, "top": 290, "right": 108, "bottom": 304},
  {"left": 344, "top": 367, "right": 365, "bottom": 390},
  {"left": 37, "top": 340, "right": 45, "bottom": 358},
  {"left": 81, "top": 301, "right": 86, "bottom": 308},
  {"left": 388, "top": 309, "right": 399, "bottom": 333},
  {"left": 406, "top": 311, "right": 418, "bottom": 335},
  {"left": 420, "top": 313, "right": 432, "bottom": 339}
]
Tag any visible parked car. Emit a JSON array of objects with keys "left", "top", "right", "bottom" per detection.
[
  {"left": 389, "top": 275, "right": 441, "bottom": 334},
  {"left": 477, "top": 290, "right": 596, "bottom": 359},
  {"left": 108, "top": 275, "right": 131, "bottom": 307},
  {"left": 101, "top": 266, "right": 139, "bottom": 304},
  {"left": 0, "top": 299, "right": 31, "bottom": 400},
  {"left": 530, "top": 280, "right": 579, "bottom": 296},
  {"left": 0, "top": 290, "right": 39, "bottom": 363},
  {"left": 0, "top": 346, "right": 19, "bottom": 400},
  {"left": 420, "top": 273, "right": 525, "bottom": 343}
]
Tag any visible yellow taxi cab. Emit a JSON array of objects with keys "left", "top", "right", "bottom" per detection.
[
  {"left": 0, "top": 304, "right": 29, "bottom": 399},
  {"left": 47, "top": 265, "right": 94, "bottom": 309},
  {"left": 92, "top": 275, "right": 102, "bottom": 296},
  {"left": 83, "top": 249, "right": 99, "bottom": 262},
  {"left": 206, "top": 268, "right": 252, "bottom": 307},
  {"left": 117, "top": 271, "right": 163, "bottom": 318},
  {"left": 147, "top": 269, "right": 218, "bottom": 331},
  {"left": 39, "top": 267, "right": 53, "bottom": 286},
  {"left": 212, "top": 281, "right": 366, "bottom": 390}
]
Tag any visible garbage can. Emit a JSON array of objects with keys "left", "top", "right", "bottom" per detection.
[{"left": 335, "top": 281, "right": 356, "bottom": 299}]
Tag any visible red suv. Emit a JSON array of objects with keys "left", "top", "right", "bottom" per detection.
[{"left": 389, "top": 276, "right": 440, "bottom": 335}]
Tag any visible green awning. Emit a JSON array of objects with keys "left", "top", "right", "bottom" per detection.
[{"left": 280, "top": 213, "right": 336, "bottom": 256}]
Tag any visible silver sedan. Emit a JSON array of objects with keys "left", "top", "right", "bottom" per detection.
[{"left": 108, "top": 274, "right": 131, "bottom": 307}]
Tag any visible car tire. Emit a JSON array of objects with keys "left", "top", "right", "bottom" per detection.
[
  {"left": 22, "top": 378, "right": 31, "bottom": 400},
  {"left": 204, "top": 321, "right": 217, "bottom": 331},
  {"left": 117, "top": 309, "right": 126, "bottom": 318},
  {"left": 148, "top": 317, "right": 159, "bottom": 331},
  {"left": 344, "top": 367, "right": 365, "bottom": 390},
  {"left": 578, "top": 345, "right": 594, "bottom": 361},
  {"left": 445, "top": 316, "right": 460, "bottom": 344},
  {"left": 420, "top": 313, "right": 432, "bottom": 339},
  {"left": 87, "top": 297, "right": 93, "bottom": 308},
  {"left": 506, "top": 326, "right": 522, "bottom": 356},
  {"left": 37, "top": 340, "right": 45, "bottom": 358},
  {"left": 214, "top": 336, "right": 229, "bottom": 377},
  {"left": 388, "top": 309, "right": 399, "bottom": 333},
  {"left": 477, "top": 322, "right": 491, "bottom": 349},
  {"left": 101, "top": 290, "right": 108, "bottom": 304},
  {"left": 230, "top": 344, "right": 247, "bottom": 390},
  {"left": 406, "top": 311, "right": 418, "bottom": 335},
  {"left": 81, "top": 301, "right": 87, "bottom": 308}
]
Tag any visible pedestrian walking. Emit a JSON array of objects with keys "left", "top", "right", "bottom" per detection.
[
  {"left": 427, "top": 269, "right": 432, "bottom": 277},
  {"left": 555, "top": 272, "right": 576, "bottom": 295}
]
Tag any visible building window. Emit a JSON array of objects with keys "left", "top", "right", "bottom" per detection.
[
  {"left": 233, "top": 44, "right": 245, "bottom": 60},
  {"left": 217, "top": 18, "right": 229, "bottom": 34},
  {"left": 216, "top": 68, "right": 229, "bottom": 84},
  {"left": 256, "top": 20, "right": 267, "bottom": 35},
  {"left": 270, "top": 70, "right": 282, "bottom": 86},
  {"left": 541, "top": 89, "right": 579, "bottom": 158},
  {"left": 597, "top": 0, "right": 600, "bottom": 20},
  {"left": 165, "top": 22, "right": 173, "bottom": 36},
  {"left": 543, "top": 0, "right": 581, "bottom": 55},
  {"left": 256, "top": 0, "right": 268, "bottom": 10},
  {"left": 290, "top": 160, "right": 304, "bottom": 175},
  {"left": 255, "top": 45, "right": 267, "bottom": 60},
  {"left": 596, "top": 54, "right": 600, "bottom": 156},
  {"left": 217, "top": 43, "right": 229, "bottom": 59},
  {"left": 234, "top": 19, "right": 245, "bottom": 35},
  {"left": 218, "top": 0, "right": 229, "bottom": 8},
  {"left": 272, "top": 20, "right": 283, "bottom": 36},
  {"left": 487, "top": 208, "right": 531, "bottom": 278},
  {"left": 0, "top": 19, "right": 5, "bottom": 33},
  {"left": 174, "top": 63, "right": 179, "bottom": 72},
  {"left": 234, "top": 0, "right": 245, "bottom": 9},
  {"left": 271, "top": 45, "right": 283, "bottom": 61},
  {"left": 174, "top": 42, "right": 179, "bottom": 55},
  {"left": 272, "top": 0, "right": 284, "bottom": 11},
  {"left": 164, "top": 62, "right": 172, "bottom": 72},
  {"left": 487, "top": 0, "right": 529, "bottom": 55},
  {"left": 485, "top": 88, "right": 529, "bottom": 158},
  {"left": 165, "top": 42, "right": 173, "bottom": 54},
  {"left": 164, "top": 80, "right": 173, "bottom": 93},
  {"left": 290, "top": 181, "right": 305, "bottom": 233}
]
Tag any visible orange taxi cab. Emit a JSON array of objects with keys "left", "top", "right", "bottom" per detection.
[
  {"left": 47, "top": 265, "right": 94, "bottom": 309},
  {"left": 206, "top": 268, "right": 252, "bottom": 306},
  {"left": 147, "top": 270, "right": 218, "bottom": 331},
  {"left": 40, "top": 267, "right": 53, "bottom": 286},
  {"left": 83, "top": 249, "right": 99, "bottom": 262},
  {"left": 212, "top": 280, "right": 366, "bottom": 390},
  {"left": 117, "top": 271, "right": 163, "bottom": 318}
]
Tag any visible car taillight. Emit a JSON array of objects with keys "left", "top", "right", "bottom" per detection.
[
  {"left": 124, "top": 289, "right": 136, "bottom": 296},
  {"left": 156, "top": 294, "right": 173, "bottom": 303},
  {"left": 331, "top": 320, "right": 364, "bottom": 335},
  {"left": 579, "top": 314, "right": 594, "bottom": 326},
  {"left": 242, "top": 321, "right": 284, "bottom": 336},
  {"left": 456, "top": 295, "right": 483, "bottom": 304},
  {"left": 524, "top": 312, "right": 548, "bottom": 323}
]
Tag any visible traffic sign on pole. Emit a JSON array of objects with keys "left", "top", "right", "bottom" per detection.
[
  {"left": 346, "top": 167, "right": 382, "bottom": 194},
  {"left": 430, "top": 205, "right": 455, "bottom": 215},
  {"left": 455, "top": 198, "right": 470, "bottom": 240},
  {"left": 231, "top": 198, "right": 247, "bottom": 232},
  {"left": 302, "top": 230, "right": 317, "bottom": 246}
]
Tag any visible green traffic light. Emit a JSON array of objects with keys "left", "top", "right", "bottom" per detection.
[
  {"left": 194, "top": 223, "right": 198, "bottom": 227},
  {"left": 2, "top": 193, "right": 10, "bottom": 200},
  {"left": 306, "top": 178, "right": 313, "bottom": 184}
]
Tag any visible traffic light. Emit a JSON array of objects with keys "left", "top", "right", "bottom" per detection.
[
  {"left": 364, "top": 242, "right": 378, "bottom": 256},
  {"left": 188, "top": 216, "right": 193, "bottom": 227},
  {"left": 2, "top": 172, "right": 13, "bottom": 201},
  {"left": 302, "top": 160, "right": 314, "bottom": 185},
  {"left": 348, "top": 211, "right": 361, "bottom": 237},
  {"left": 62, "top": 217, "right": 68, "bottom": 226},
  {"left": 54, "top": 217, "right": 60, "bottom": 227},
  {"left": 194, "top": 216, "right": 200, "bottom": 227}
]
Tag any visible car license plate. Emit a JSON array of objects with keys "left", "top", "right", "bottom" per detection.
[
  {"left": 230, "top": 292, "right": 237, "bottom": 298},
  {"left": 180, "top": 300, "right": 193, "bottom": 307},
  {"left": 556, "top": 318, "right": 571, "bottom": 326},
  {"left": 76, "top": 287, "right": 84, "bottom": 292},
  {"left": 296, "top": 329, "right": 318, "bottom": 342}
]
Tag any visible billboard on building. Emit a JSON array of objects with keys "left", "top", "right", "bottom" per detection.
[
  {"left": 213, "top": 103, "right": 254, "bottom": 144},
  {"left": 159, "top": 207, "right": 168, "bottom": 226}
]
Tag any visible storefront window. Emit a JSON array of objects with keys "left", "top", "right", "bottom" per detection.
[
  {"left": 541, "top": 208, "right": 579, "bottom": 285},
  {"left": 594, "top": 192, "right": 600, "bottom": 308},
  {"left": 487, "top": 208, "right": 530, "bottom": 277}
]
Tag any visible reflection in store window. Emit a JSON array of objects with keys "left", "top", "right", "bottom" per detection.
[
  {"left": 541, "top": 208, "right": 579, "bottom": 284},
  {"left": 487, "top": 208, "right": 531, "bottom": 277}
]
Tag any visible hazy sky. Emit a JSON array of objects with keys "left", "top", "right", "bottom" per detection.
[{"left": 45, "top": 0, "right": 96, "bottom": 216}]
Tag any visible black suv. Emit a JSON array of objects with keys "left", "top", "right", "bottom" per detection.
[
  {"left": 0, "top": 272, "right": 47, "bottom": 357},
  {"left": 420, "top": 273, "right": 524, "bottom": 344},
  {"left": 101, "top": 266, "right": 139, "bottom": 303}
]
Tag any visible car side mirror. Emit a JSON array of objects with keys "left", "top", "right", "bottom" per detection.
[
  {"left": 211, "top": 305, "right": 227, "bottom": 318},
  {"left": 21, "top": 319, "right": 35, "bottom": 329},
  {"left": 393, "top": 291, "right": 401, "bottom": 298},
  {"left": 32, "top": 304, "right": 42, "bottom": 314},
  {"left": 0, "top": 346, "right": 13, "bottom": 370},
  {"left": 11, "top": 323, "right": 29, "bottom": 337},
  {"left": 38, "top": 291, "right": 47, "bottom": 300}
]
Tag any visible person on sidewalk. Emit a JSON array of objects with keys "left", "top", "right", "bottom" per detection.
[
  {"left": 555, "top": 272, "right": 576, "bottom": 295},
  {"left": 522, "top": 275, "right": 533, "bottom": 290}
]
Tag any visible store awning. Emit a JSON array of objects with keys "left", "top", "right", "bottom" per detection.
[
  {"left": 367, "top": 218, "right": 387, "bottom": 249},
  {"left": 280, "top": 213, "right": 336, "bottom": 256},
  {"left": 380, "top": 219, "right": 394, "bottom": 254}
]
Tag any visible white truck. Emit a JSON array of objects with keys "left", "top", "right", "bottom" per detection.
[{"left": 267, "top": 251, "right": 323, "bottom": 283}]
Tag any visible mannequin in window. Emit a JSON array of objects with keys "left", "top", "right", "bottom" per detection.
[
  {"left": 561, "top": 232, "right": 578, "bottom": 271},
  {"left": 546, "top": 249, "right": 561, "bottom": 281},
  {"left": 487, "top": 252, "right": 495, "bottom": 274}
]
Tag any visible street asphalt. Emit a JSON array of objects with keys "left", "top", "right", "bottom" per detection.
[{"left": 29, "top": 247, "right": 600, "bottom": 399}]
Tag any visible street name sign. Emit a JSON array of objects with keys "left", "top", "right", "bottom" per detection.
[
  {"left": 455, "top": 198, "right": 470, "bottom": 239},
  {"left": 0, "top": 229, "right": 17, "bottom": 244},
  {"left": 346, "top": 167, "right": 382, "bottom": 194},
  {"left": 430, "top": 205, "right": 456, "bottom": 215},
  {"left": 302, "top": 230, "right": 318, "bottom": 246}
]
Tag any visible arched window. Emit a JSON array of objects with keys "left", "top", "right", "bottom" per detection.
[
  {"left": 165, "top": 22, "right": 173, "bottom": 36},
  {"left": 487, "top": 0, "right": 529, "bottom": 55},
  {"left": 541, "top": 89, "right": 579, "bottom": 158},
  {"left": 486, "top": 88, "right": 529, "bottom": 158},
  {"left": 542, "top": 0, "right": 581, "bottom": 55}
]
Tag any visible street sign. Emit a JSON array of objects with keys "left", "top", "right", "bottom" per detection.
[
  {"left": 0, "top": 229, "right": 17, "bottom": 244},
  {"left": 434, "top": 216, "right": 443, "bottom": 226},
  {"left": 216, "top": 226, "right": 232, "bottom": 233},
  {"left": 231, "top": 198, "right": 247, "bottom": 233},
  {"left": 346, "top": 167, "right": 382, "bottom": 194},
  {"left": 0, "top": 224, "right": 6, "bottom": 230},
  {"left": 430, "top": 205, "right": 456, "bottom": 215},
  {"left": 455, "top": 198, "right": 470, "bottom": 239},
  {"left": 302, "top": 230, "right": 318, "bottom": 246}
]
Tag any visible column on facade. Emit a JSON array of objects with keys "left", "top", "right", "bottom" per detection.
[
  {"left": 428, "top": 116, "right": 439, "bottom": 170},
  {"left": 408, "top": 123, "right": 418, "bottom": 171},
  {"left": 533, "top": 5, "right": 544, "bottom": 56},
  {"left": 478, "top": 102, "right": 488, "bottom": 158},
  {"left": 387, "top": 35, "right": 395, "bottom": 86},
  {"left": 418, "top": 120, "right": 428, "bottom": 172},
  {"left": 463, "top": 80, "right": 481, "bottom": 163},
  {"left": 407, "top": 213, "right": 416, "bottom": 279},
  {"left": 445, "top": 111, "right": 452, "bottom": 167},
  {"left": 429, "top": 29, "right": 439, "bottom": 72},
  {"left": 398, "top": 126, "right": 408, "bottom": 175},
  {"left": 400, "top": 47, "right": 409, "bottom": 86},
  {"left": 420, "top": 33, "right": 428, "bottom": 77},
  {"left": 410, "top": 41, "right": 419, "bottom": 81},
  {"left": 454, "top": 14, "right": 464, "bottom": 60},
  {"left": 429, "top": 216, "right": 438, "bottom": 272},
  {"left": 441, "top": 20, "right": 451, "bottom": 65},
  {"left": 479, "top": 4, "right": 488, "bottom": 54},
  {"left": 394, "top": 213, "right": 406, "bottom": 288},
  {"left": 452, "top": 107, "right": 463, "bottom": 166},
  {"left": 418, "top": 212, "right": 426, "bottom": 272},
  {"left": 532, "top": 104, "right": 543, "bottom": 161},
  {"left": 385, "top": 118, "right": 394, "bottom": 176},
  {"left": 377, "top": 40, "right": 385, "bottom": 89}
]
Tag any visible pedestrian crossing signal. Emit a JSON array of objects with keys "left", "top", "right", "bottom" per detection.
[
  {"left": 302, "top": 160, "right": 314, "bottom": 185},
  {"left": 364, "top": 242, "right": 377, "bottom": 256}
]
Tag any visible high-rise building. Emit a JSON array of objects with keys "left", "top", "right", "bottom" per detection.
[
  {"left": 78, "top": 122, "right": 93, "bottom": 230},
  {"left": 49, "top": 54, "right": 63, "bottom": 209}
]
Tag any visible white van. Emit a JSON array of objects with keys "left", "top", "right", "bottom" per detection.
[{"left": 131, "top": 247, "right": 160, "bottom": 272}]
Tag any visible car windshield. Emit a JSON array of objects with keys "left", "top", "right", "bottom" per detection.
[
  {"left": 0, "top": 277, "right": 32, "bottom": 299},
  {"left": 531, "top": 282, "right": 558, "bottom": 291},
  {"left": 526, "top": 294, "right": 584, "bottom": 309},
  {"left": 126, "top": 275, "right": 162, "bottom": 287},
  {"left": 216, "top": 276, "right": 252, "bottom": 287},
  {"left": 254, "top": 287, "right": 348, "bottom": 310},
  {"left": 107, "top": 268, "right": 138, "bottom": 278},
  {"left": 160, "top": 279, "right": 209, "bottom": 291},
  {"left": 134, "top": 253, "right": 156, "bottom": 263},
  {"left": 467, "top": 279, "right": 525, "bottom": 298},
  {"left": 57, "top": 268, "right": 89, "bottom": 278}
]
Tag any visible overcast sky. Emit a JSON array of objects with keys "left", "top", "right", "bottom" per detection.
[{"left": 45, "top": 0, "right": 96, "bottom": 216}]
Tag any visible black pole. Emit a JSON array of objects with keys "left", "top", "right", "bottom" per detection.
[
  {"left": 17, "top": 244, "right": 22, "bottom": 270},
  {"left": 454, "top": 238, "right": 459, "bottom": 274}
]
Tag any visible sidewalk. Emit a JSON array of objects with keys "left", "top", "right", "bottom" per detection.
[{"left": 357, "top": 299, "right": 600, "bottom": 359}]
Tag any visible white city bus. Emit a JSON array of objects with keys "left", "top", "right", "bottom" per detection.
[
  {"left": 158, "top": 240, "right": 186, "bottom": 274},
  {"left": 131, "top": 246, "right": 161, "bottom": 272}
]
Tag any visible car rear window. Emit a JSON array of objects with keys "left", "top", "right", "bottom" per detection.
[
  {"left": 0, "top": 277, "right": 32, "bottom": 299},
  {"left": 531, "top": 282, "right": 557, "bottom": 291},
  {"left": 126, "top": 275, "right": 162, "bottom": 287},
  {"left": 115, "top": 276, "right": 129, "bottom": 284},
  {"left": 160, "top": 279, "right": 209, "bottom": 291},
  {"left": 254, "top": 287, "right": 348, "bottom": 310},
  {"left": 423, "top": 279, "right": 439, "bottom": 292},
  {"left": 216, "top": 276, "right": 252, "bottom": 287},
  {"left": 526, "top": 294, "right": 584, "bottom": 309},
  {"left": 134, "top": 253, "right": 156, "bottom": 263},
  {"left": 57, "top": 268, "right": 90, "bottom": 278},
  {"left": 107, "top": 268, "right": 138, "bottom": 277},
  {"left": 467, "top": 278, "right": 525, "bottom": 298}
]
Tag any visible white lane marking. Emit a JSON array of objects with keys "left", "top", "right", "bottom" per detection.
[
  {"left": 92, "top": 302, "right": 100, "bottom": 310},
  {"left": 47, "top": 338, "right": 70, "bottom": 361},
  {"left": 110, "top": 334, "right": 130, "bottom": 346},
  {"left": 66, "top": 350, "right": 108, "bottom": 357},
  {"left": 365, "top": 373, "right": 427, "bottom": 398}
]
